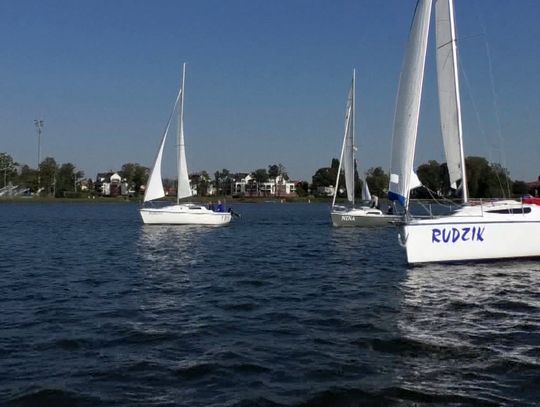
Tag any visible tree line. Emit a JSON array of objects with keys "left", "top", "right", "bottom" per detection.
[
  {"left": 0, "top": 151, "right": 534, "bottom": 199},
  {"left": 311, "top": 156, "right": 534, "bottom": 199}
]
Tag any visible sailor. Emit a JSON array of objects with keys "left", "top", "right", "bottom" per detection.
[
  {"left": 369, "top": 195, "right": 379, "bottom": 209},
  {"left": 216, "top": 200, "right": 225, "bottom": 212}
]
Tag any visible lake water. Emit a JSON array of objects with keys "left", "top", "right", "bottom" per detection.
[{"left": 1, "top": 202, "right": 539, "bottom": 406}]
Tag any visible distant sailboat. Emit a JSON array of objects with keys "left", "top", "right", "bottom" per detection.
[
  {"left": 140, "top": 64, "right": 232, "bottom": 225},
  {"left": 331, "top": 69, "right": 399, "bottom": 227},
  {"left": 389, "top": 0, "right": 540, "bottom": 263}
]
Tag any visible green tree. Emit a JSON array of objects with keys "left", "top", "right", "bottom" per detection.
[
  {"left": 120, "top": 163, "right": 148, "bottom": 195},
  {"left": 18, "top": 165, "right": 38, "bottom": 192},
  {"left": 214, "top": 168, "right": 232, "bottom": 195},
  {"left": 39, "top": 157, "right": 58, "bottom": 196},
  {"left": 311, "top": 163, "right": 338, "bottom": 193},
  {"left": 414, "top": 160, "right": 444, "bottom": 198},
  {"left": 295, "top": 181, "right": 309, "bottom": 197},
  {"left": 365, "top": 166, "right": 389, "bottom": 197},
  {"left": 55, "top": 163, "right": 76, "bottom": 197},
  {"left": 512, "top": 180, "right": 529, "bottom": 196},
  {"left": 0, "top": 153, "right": 18, "bottom": 188},
  {"left": 253, "top": 168, "right": 269, "bottom": 183}
]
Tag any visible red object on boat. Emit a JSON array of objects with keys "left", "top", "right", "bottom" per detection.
[{"left": 523, "top": 196, "right": 540, "bottom": 206}]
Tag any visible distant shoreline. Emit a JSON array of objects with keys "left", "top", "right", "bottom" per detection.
[{"left": 0, "top": 196, "right": 335, "bottom": 204}]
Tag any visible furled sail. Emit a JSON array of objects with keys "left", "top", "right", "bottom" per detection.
[
  {"left": 343, "top": 73, "right": 355, "bottom": 204},
  {"left": 435, "top": 0, "right": 468, "bottom": 201},
  {"left": 389, "top": 0, "right": 432, "bottom": 208},
  {"left": 176, "top": 63, "right": 192, "bottom": 201},
  {"left": 143, "top": 87, "right": 183, "bottom": 203}
]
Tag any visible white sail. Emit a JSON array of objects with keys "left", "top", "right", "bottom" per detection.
[
  {"left": 435, "top": 0, "right": 468, "bottom": 202},
  {"left": 143, "top": 87, "right": 183, "bottom": 203},
  {"left": 176, "top": 63, "right": 192, "bottom": 201},
  {"left": 361, "top": 179, "right": 371, "bottom": 201},
  {"left": 343, "top": 72, "right": 355, "bottom": 204},
  {"left": 389, "top": 0, "right": 432, "bottom": 208}
]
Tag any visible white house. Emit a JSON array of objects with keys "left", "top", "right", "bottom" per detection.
[{"left": 96, "top": 172, "right": 123, "bottom": 196}]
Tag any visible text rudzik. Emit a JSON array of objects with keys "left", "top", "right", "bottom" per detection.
[{"left": 431, "top": 226, "right": 485, "bottom": 243}]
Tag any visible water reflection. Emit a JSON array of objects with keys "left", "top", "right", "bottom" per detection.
[
  {"left": 138, "top": 224, "right": 216, "bottom": 267},
  {"left": 395, "top": 260, "right": 540, "bottom": 404}
]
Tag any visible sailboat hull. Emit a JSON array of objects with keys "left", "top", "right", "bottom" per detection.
[
  {"left": 400, "top": 202, "right": 540, "bottom": 263},
  {"left": 140, "top": 204, "right": 232, "bottom": 225},
  {"left": 331, "top": 208, "right": 399, "bottom": 227}
]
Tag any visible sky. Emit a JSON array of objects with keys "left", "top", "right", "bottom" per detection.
[{"left": 1, "top": 0, "right": 539, "bottom": 182}]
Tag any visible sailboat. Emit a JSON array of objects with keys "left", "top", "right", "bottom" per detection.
[
  {"left": 140, "top": 64, "right": 232, "bottom": 225},
  {"left": 389, "top": 0, "right": 540, "bottom": 263},
  {"left": 330, "top": 69, "right": 400, "bottom": 227}
]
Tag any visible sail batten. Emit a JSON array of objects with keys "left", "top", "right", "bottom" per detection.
[{"left": 389, "top": 0, "right": 432, "bottom": 209}]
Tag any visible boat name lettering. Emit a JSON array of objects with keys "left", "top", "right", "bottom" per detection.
[
  {"left": 431, "top": 226, "right": 485, "bottom": 243},
  {"left": 342, "top": 215, "right": 356, "bottom": 221}
]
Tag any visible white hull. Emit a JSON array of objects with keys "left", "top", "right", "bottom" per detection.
[
  {"left": 401, "top": 201, "right": 540, "bottom": 263},
  {"left": 331, "top": 207, "right": 399, "bottom": 227},
  {"left": 140, "top": 204, "right": 231, "bottom": 225}
]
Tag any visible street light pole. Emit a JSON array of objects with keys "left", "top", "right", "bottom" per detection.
[{"left": 34, "top": 119, "right": 44, "bottom": 190}]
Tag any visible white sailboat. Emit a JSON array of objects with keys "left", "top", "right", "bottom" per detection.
[
  {"left": 331, "top": 69, "right": 399, "bottom": 227},
  {"left": 140, "top": 64, "right": 232, "bottom": 225},
  {"left": 389, "top": 0, "right": 540, "bottom": 263}
]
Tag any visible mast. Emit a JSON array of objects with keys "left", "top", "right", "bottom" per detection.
[
  {"left": 447, "top": 0, "right": 468, "bottom": 203},
  {"left": 351, "top": 68, "right": 356, "bottom": 207},
  {"left": 177, "top": 63, "right": 186, "bottom": 205}
]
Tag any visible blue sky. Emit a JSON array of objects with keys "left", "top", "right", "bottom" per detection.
[{"left": 1, "top": 0, "right": 539, "bottom": 182}]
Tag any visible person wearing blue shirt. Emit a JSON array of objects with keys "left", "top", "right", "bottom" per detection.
[{"left": 216, "top": 200, "right": 225, "bottom": 212}]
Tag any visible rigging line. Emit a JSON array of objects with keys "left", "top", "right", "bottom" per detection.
[
  {"left": 471, "top": 0, "right": 511, "bottom": 198},
  {"left": 479, "top": 20, "right": 511, "bottom": 198},
  {"left": 459, "top": 55, "right": 507, "bottom": 197}
]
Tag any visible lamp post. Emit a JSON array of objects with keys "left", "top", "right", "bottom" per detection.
[{"left": 34, "top": 119, "right": 44, "bottom": 190}]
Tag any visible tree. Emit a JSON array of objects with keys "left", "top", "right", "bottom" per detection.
[
  {"left": 365, "top": 167, "right": 389, "bottom": 197},
  {"left": 120, "top": 163, "right": 148, "bottom": 195},
  {"left": 311, "top": 164, "right": 338, "bottom": 192},
  {"left": 214, "top": 168, "right": 232, "bottom": 195},
  {"left": 512, "top": 180, "right": 529, "bottom": 196},
  {"left": 18, "top": 165, "right": 38, "bottom": 192},
  {"left": 295, "top": 181, "right": 309, "bottom": 197},
  {"left": 253, "top": 168, "right": 269, "bottom": 183},
  {"left": 39, "top": 157, "right": 58, "bottom": 196},
  {"left": 414, "top": 160, "right": 444, "bottom": 198},
  {"left": 55, "top": 163, "right": 76, "bottom": 197},
  {"left": 0, "top": 153, "right": 18, "bottom": 188}
]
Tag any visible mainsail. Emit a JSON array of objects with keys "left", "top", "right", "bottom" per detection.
[
  {"left": 435, "top": 0, "right": 468, "bottom": 202},
  {"left": 332, "top": 70, "right": 356, "bottom": 207},
  {"left": 176, "top": 63, "right": 192, "bottom": 202},
  {"left": 389, "top": 0, "right": 432, "bottom": 209}
]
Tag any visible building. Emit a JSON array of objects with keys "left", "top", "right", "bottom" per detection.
[
  {"left": 234, "top": 173, "right": 296, "bottom": 197},
  {"left": 95, "top": 172, "right": 128, "bottom": 197}
]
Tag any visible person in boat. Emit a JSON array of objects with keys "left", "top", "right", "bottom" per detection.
[
  {"left": 216, "top": 200, "right": 225, "bottom": 212},
  {"left": 369, "top": 195, "right": 379, "bottom": 209},
  {"left": 207, "top": 201, "right": 215, "bottom": 211}
]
